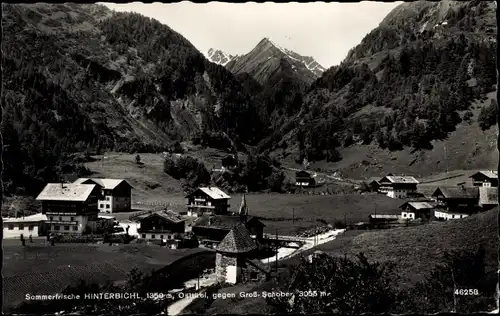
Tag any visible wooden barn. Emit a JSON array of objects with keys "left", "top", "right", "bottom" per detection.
[
  {"left": 469, "top": 171, "right": 498, "bottom": 187},
  {"left": 134, "top": 209, "right": 186, "bottom": 243}
]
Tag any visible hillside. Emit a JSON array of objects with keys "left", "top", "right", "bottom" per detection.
[
  {"left": 1, "top": 3, "right": 261, "bottom": 195},
  {"left": 267, "top": 0, "right": 497, "bottom": 177},
  {"left": 206, "top": 209, "right": 498, "bottom": 314}
]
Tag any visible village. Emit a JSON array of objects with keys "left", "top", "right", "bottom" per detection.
[{"left": 3, "top": 166, "right": 497, "bottom": 287}]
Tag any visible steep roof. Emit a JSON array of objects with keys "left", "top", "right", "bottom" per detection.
[
  {"left": 3, "top": 213, "right": 48, "bottom": 223},
  {"left": 186, "top": 187, "right": 231, "bottom": 200},
  {"left": 216, "top": 224, "right": 257, "bottom": 254},
  {"left": 36, "top": 184, "right": 96, "bottom": 202},
  {"left": 132, "top": 209, "right": 185, "bottom": 223},
  {"left": 380, "top": 176, "right": 419, "bottom": 184},
  {"left": 479, "top": 187, "right": 499, "bottom": 206},
  {"left": 470, "top": 170, "right": 498, "bottom": 180},
  {"left": 193, "top": 215, "right": 264, "bottom": 230},
  {"left": 432, "top": 187, "right": 479, "bottom": 199},
  {"left": 74, "top": 178, "right": 132, "bottom": 190}
]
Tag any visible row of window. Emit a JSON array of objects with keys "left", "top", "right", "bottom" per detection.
[
  {"left": 7, "top": 224, "right": 35, "bottom": 231},
  {"left": 99, "top": 204, "right": 111, "bottom": 209},
  {"left": 142, "top": 234, "right": 173, "bottom": 239},
  {"left": 53, "top": 225, "right": 79, "bottom": 231},
  {"left": 49, "top": 216, "right": 76, "bottom": 221}
]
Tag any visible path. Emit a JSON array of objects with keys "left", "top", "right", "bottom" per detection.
[
  {"left": 167, "top": 289, "right": 207, "bottom": 316},
  {"left": 261, "top": 229, "right": 346, "bottom": 263}
]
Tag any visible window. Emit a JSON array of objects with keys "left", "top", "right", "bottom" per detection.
[
  {"left": 64, "top": 226, "right": 70, "bottom": 231},
  {"left": 55, "top": 226, "right": 60, "bottom": 231},
  {"left": 8, "top": 224, "right": 14, "bottom": 230},
  {"left": 49, "top": 216, "right": 54, "bottom": 221},
  {"left": 403, "top": 214, "right": 406, "bottom": 218},
  {"left": 106, "top": 204, "right": 110, "bottom": 209},
  {"left": 73, "top": 226, "right": 78, "bottom": 231},
  {"left": 460, "top": 215, "right": 463, "bottom": 219},
  {"left": 452, "top": 215, "right": 455, "bottom": 219},
  {"left": 160, "top": 235, "right": 164, "bottom": 239},
  {"left": 70, "top": 217, "right": 75, "bottom": 221},
  {"left": 19, "top": 224, "right": 24, "bottom": 230},
  {"left": 100, "top": 204, "right": 104, "bottom": 208},
  {"left": 106, "top": 196, "right": 110, "bottom": 201},
  {"left": 168, "top": 235, "right": 171, "bottom": 239},
  {"left": 28, "top": 225, "right": 34, "bottom": 231},
  {"left": 151, "top": 235, "right": 155, "bottom": 239},
  {"left": 59, "top": 217, "right": 62, "bottom": 221}
]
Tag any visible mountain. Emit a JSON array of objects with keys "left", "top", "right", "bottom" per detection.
[
  {"left": 266, "top": 0, "right": 497, "bottom": 177},
  {"left": 1, "top": 3, "right": 262, "bottom": 195},
  {"left": 205, "top": 48, "right": 238, "bottom": 66},
  {"left": 225, "top": 37, "right": 325, "bottom": 86},
  {"left": 221, "top": 38, "right": 326, "bottom": 141}
]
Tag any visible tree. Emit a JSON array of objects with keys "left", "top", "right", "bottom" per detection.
[
  {"left": 266, "top": 253, "right": 402, "bottom": 314},
  {"left": 406, "top": 246, "right": 496, "bottom": 314}
]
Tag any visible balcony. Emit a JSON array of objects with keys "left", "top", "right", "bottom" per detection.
[
  {"left": 45, "top": 220, "right": 78, "bottom": 225},
  {"left": 186, "top": 204, "right": 215, "bottom": 209}
]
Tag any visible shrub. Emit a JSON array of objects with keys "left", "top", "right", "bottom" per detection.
[{"left": 478, "top": 99, "right": 497, "bottom": 130}]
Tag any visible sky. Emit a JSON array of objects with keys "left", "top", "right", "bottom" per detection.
[{"left": 102, "top": 1, "right": 402, "bottom": 68}]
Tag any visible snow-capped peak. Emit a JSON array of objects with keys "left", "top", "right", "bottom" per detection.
[
  {"left": 264, "top": 37, "right": 326, "bottom": 76},
  {"left": 206, "top": 48, "right": 237, "bottom": 66}
]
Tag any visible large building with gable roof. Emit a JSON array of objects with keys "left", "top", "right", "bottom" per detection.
[
  {"left": 36, "top": 183, "right": 101, "bottom": 234},
  {"left": 378, "top": 175, "right": 419, "bottom": 199}
]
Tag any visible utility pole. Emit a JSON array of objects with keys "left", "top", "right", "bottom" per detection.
[
  {"left": 275, "top": 229, "right": 278, "bottom": 273},
  {"left": 292, "top": 208, "right": 295, "bottom": 225}
]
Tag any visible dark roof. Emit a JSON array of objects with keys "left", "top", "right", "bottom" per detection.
[
  {"left": 216, "top": 224, "right": 257, "bottom": 254},
  {"left": 296, "top": 170, "right": 313, "bottom": 177},
  {"left": 135, "top": 209, "right": 185, "bottom": 223},
  {"left": 193, "top": 215, "right": 264, "bottom": 230},
  {"left": 432, "top": 187, "right": 479, "bottom": 199},
  {"left": 470, "top": 171, "right": 498, "bottom": 180}
]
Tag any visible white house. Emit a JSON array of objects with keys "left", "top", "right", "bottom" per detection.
[
  {"left": 74, "top": 178, "right": 132, "bottom": 213},
  {"left": 3, "top": 213, "right": 48, "bottom": 239}
]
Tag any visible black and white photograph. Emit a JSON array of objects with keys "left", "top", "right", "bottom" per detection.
[{"left": 1, "top": 0, "right": 498, "bottom": 314}]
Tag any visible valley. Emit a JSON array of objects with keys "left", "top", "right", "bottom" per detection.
[{"left": 1, "top": 1, "right": 498, "bottom": 315}]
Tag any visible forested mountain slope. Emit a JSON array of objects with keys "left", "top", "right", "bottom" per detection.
[
  {"left": 1, "top": 3, "right": 260, "bottom": 195},
  {"left": 268, "top": 0, "right": 497, "bottom": 175}
]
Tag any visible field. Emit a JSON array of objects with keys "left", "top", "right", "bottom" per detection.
[
  {"left": 3, "top": 243, "right": 205, "bottom": 310},
  {"left": 226, "top": 193, "right": 404, "bottom": 235}
]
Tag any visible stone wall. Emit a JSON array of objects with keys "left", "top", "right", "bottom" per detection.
[{"left": 216, "top": 253, "right": 237, "bottom": 283}]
